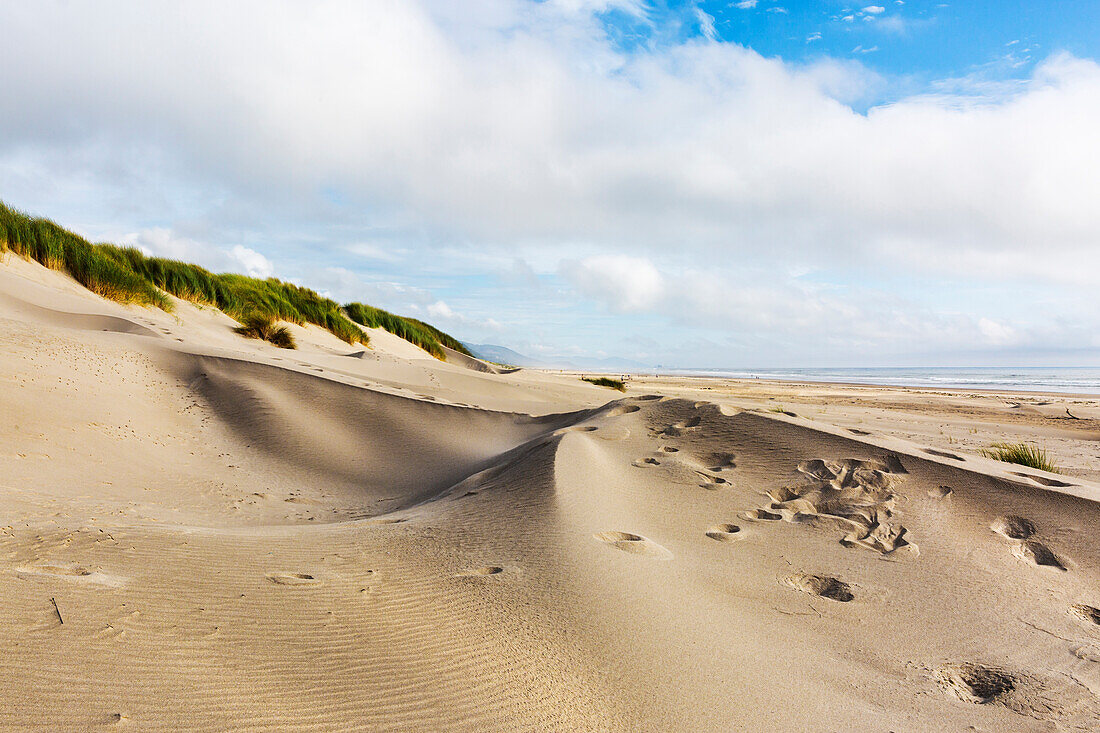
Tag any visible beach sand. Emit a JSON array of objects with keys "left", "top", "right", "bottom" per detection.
[{"left": 1, "top": 253, "right": 1098, "bottom": 731}]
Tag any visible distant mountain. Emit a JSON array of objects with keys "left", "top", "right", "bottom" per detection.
[
  {"left": 464, "top": 343, "right": 652, "bottom": 372},
  {"left": 463, "top": 343, "right": 550, "bottom": 368}
]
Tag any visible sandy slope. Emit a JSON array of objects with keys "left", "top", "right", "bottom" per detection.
[{"left": 1, "top": 255, "right": 1099, "bottom": 731}]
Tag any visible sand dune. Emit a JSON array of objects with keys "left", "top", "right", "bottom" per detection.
[{"left": 2, "top": 256, "right": 1099, "bottom": 730}]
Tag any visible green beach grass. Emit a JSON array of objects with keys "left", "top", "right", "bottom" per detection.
[
  {"left": 0, "top": 200, "right": 469, "bottom": 358},
  {"left": 234, "top": 314, "right": 297, "bottom": 349},
  {"left": 979, "top": 442, "right": 1059, "bottom": 473},
  {"left": 582, "top": 376, "right": 626, "bottom": 392}
]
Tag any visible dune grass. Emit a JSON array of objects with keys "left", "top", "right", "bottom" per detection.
[
  {"left": 582, "top": 376, "right": 626, "bottom": 392},
  {"left": 1, "top": 200, "right": 471, "bottom": 358},
  {"left": 344, "top": 302, "right": 471, "bottom": 359},
  {"left": 0, "top": 202, "right": 171, "bottom": 309},
  {"left": 234, "top": 314, "right": 296, "bottom": 349},
  {"left": 979, "top": 442, "right": 1059, "bottom": 473}
]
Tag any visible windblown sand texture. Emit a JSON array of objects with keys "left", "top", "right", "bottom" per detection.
[{"left": 2, "top": 254, "right": 1099, "bottom": 731}]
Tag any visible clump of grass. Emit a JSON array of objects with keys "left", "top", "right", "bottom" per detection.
[
  {"left": 582, "top": 376, "right": 626, "bottom": 392},
  {"left": 234, "top": 314, "right": 296, "bottom": 349},
  {"left": 979, "top": 442, "right": 1059, "bottom": 473}
]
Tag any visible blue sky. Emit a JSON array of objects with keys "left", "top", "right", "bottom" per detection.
[{"left": 1, "top": 0, "right": 1098, "bottom": 367}]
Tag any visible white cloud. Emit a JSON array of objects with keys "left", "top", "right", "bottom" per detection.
[
  {"left": 694, "top": 7, "right": 717, "bottom": 42},
  {"left": 426, "top": 300, "right": 455, "bottom": 319},
  {"left": 733, "top": 1, "right": 757, "bottom": 9},
  {"left": 806, "top": 32, "right": 822, "bottom": 43},
  {"left": 125, "top": 227, "right": 276, "bottom": 278},
  {"left": 422, "top": 300, "right": 503, "bottom": 332},
  {"left": 766, "top": 7, "right": 788, "bottom": 14},
  {"left": 563, "top": 255, "right": 665, "bottom": 312},
  {"left": 863, "top": 5, "right": 885, "bottom": 13},
  {"left": 230, "top": 245, "right": 274, "bottom": 278}
]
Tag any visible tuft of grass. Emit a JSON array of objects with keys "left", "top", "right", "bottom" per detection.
[
  {"left": 0, "top": 200, "right": 470, "bottom": 358},
  {"left": 979, "top": 442, "right": 1059, "bottom": 473},
  {"left": 582, "top": 376, "right": 626, "bottom": 392},
  {"left": 234, "top": 314, "right": 296, "bottom": 349}
]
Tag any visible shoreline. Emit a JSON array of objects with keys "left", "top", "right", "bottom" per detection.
[{"left": 558, "top": 369, "right": 1100, "bottom": 400}]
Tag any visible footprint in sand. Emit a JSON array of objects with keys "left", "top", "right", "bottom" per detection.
[
  {"left": 989, "top": 516, "right": 1067, "bottom": 570},
  {"left": 456, "top": 566, "right": 505, "bottom": 577},
  {"left": 604, "top": 404, "right": 641, "bottom": 417},
  {"left": 740, "top": 508, "right": 782, "bottom": 522},
  {"left": 1011, "top": 471, "right": 1075, "bottom": 488},
  {"left": 662, "top": 446, "right": 679, "bottom": 453},
  {"left": 756, "top": 457, "right": 912, "bottom": 555},
  {"left": 23, "top": 562, "right": 92, "bottom": 577},
  {"left": 928, "top": 485, "right": 953, "bottom": 499},
  {"left": 924, "top": 448, "right": 963, "bottom": 460},
  {"left": 15, "top": 562, "right": 121, "bottom": 586},
  {"left": 696, "top": 472, "right": 728, "bottom": 489},
  {"left": 1070, "top": 604, "right": 1100, "bottom": 626},
  {"left": 266, "top": 572, "right": 321, "bottom": 586},
  {"left": 554, "top": 426, "right": 598, "bottom": 436},
  {"left": 706, "top": 452, "right": 737, "bottom": 471},
  {"left": 990, "top": 515, "right": 1036, "bottom": 540},
  {"left": 1012, "top": 540, "right": 1066, "bottom": 571},
  {"left": 659, "top": 416, "right": 701, "bottom": 437},
  {"left": 935, "top": 663, "right": 1016, "bottom": 704},
  {"left": 631, "top": 457, "right": 661, "bottom": 467},
  {"left": 594, "top": 531, "right": 671, "bottom": 558},
  {"left": 705, "top": 524, "right": 742, "bottom": 542},
  {"left": 783, "top": 573, "right": 854, "bottom": 602},
  {"left": 847, "top": 428, "right": 871, "bottom": 436}
]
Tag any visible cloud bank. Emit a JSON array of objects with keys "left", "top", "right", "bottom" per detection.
[{"left": 0, "top": 0, "right": 1097, "bottom": 364}]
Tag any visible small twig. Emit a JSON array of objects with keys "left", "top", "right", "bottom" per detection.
[
  {"left": 50, "top": 597, "right": 63, "bottom": 625},
  {"left": 1065, "top": 408, "right": 1079, "bottom": 420},
  {"left": 1016, "top": 617, "right": 1073, "bottom": 643}
]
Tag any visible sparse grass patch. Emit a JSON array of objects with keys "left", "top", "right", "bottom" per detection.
[
  {"left": 979, "top": 442, "right": 1059, "bottom": 473},
  {"left": 582, "top": 377, "right": 626, "bottom": 392},
  {"left": 233, "top": 314, "right": 296, "bottom": 349}
]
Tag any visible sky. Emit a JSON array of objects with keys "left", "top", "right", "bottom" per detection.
[{"left": 1, "top": 0, "right": 1098, "bottom": 368}]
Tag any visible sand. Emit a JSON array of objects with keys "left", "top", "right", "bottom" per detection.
[{"left": 1, "top": 253, "right": 1098, "bottom": 731}]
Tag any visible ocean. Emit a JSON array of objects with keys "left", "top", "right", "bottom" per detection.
[{"left": 662, "top": 367, "right": 1100, "bottom": 395}]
